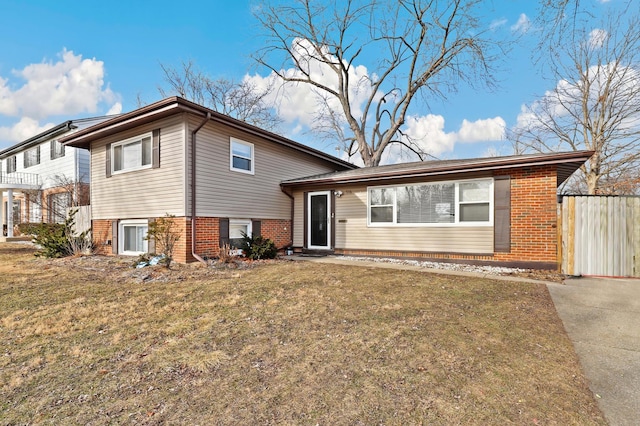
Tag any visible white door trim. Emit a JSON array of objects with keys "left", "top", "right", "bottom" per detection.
[{"left": 307, "top": 191, "right": 331, "bottom": 250}]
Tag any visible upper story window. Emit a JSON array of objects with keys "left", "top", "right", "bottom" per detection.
[
  {"left": 230, "top": 138, "right": 254, "bottom": 174},
  {"left": 6, "top": 156, "right": 16, "bottom": 173},
  {"left": 51, "top": 140, "right": 65, "bottom": 159},
  {"left": 112, "top": 133, "right": 152, "bottom": 174},
  {"left": 24, "top": 146, "right": 40, "bottom": 168},
  {"left": 367, "top": 178, "right": 493, "bottom": 227}
]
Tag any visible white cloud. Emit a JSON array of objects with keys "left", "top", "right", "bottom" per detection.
[
  {"left": 515, "top": 62, "right": 640, "bottom": 138},
  {"left": 106, "top": 102, "right": 123, "bottom": 116},
  {"left": 402, "top": 114, "right": 457, "bottom": 156},
  {"left": 458, "top": 117, "right": 506, "bottom": 142},
  {"left": 0, "top": 49, "right": 120, "bottom": 119},
  {"left": 379, "top": 115, "right": 506, "bottom": 163},
  {"left": 588, "top": 28, "right": 608, "bottom": 49},
  {"left": 511, "top": 13, "right": 531, "bottom": 34},
  {"left": 245, "top": 38, "right": 376, "bottom": 130},
  {"left": 247, "top": 38, "right": 504, "bottom": 164},
  {"left": 0, "top": 49, "right": 121, "bottom": 146},
  {"left": 490, "top": 18, "right": 508, "bottom": 32},
  {"left": 0, "top": 117, "right": 55, "bottom": 147}
]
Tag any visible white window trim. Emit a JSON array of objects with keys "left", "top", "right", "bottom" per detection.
[
  {"left": 367, "top": 178, "right": 494, "bottom": 227},
  {"left": 119, "top": 219, "right": 149, "bottom": 256},
  {"left": 229, "top": 219, "right": 252, "bottom": 255},
  {"left": 230, "top": 138, "right": 254, "bottom": 175},
  {"left": 111, "top": 133, "right": 153, "bottom": 175}
]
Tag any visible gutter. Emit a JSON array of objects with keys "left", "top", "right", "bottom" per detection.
[
  {"left": 190, "top": 112, "right": 211, "bottom": 265},
  {"left": 0, "top": 121, "right": 74, "bottom": 158},
  {"left": 280, "top": 186, "right": 295, "bottom": 249}
]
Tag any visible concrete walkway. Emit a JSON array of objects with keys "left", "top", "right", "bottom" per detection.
[
  {"left": 293, "top": 256, "right": 640, "bottom": 425},
  {"left": 548, "top": 277, "right": 640, "bottom": 426}
]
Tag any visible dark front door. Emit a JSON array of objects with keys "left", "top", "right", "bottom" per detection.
[{"left": 308, "top": 191, "right": 331, "bottom": 250}]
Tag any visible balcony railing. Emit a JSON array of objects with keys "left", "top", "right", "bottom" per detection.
[{"left": 0, "top": 171, "right": 41, "bottom": 188}]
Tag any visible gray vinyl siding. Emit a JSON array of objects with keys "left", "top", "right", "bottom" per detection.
[
  {"left": 293, "top": 188, "right": 305, "bottom": 246},
  {"left": 90, "top": 115, "right": 186, "bottom": 219},
  {"left": 293, "top": 184, "right": 493, "bottom": 253},
  {"left": 190, "top": 117, "right": 341, "bottom": 219},
  {"left": 76, "top": 148, "right": 90, "bottom": 183}
]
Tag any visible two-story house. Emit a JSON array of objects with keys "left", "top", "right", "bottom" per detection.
[
  {"left": 0, "top": 117, "right": 111, "bottom": 239},
  {"left": 61, "top": 97, "right": 592, "bottom": 269},
  {"left": 60, "top": 97, "right": 356, "bottom": 262}
]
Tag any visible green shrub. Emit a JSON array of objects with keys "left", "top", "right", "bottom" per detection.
[
  {"left": 25, "top": 209, "right": 92, "bottom": 258},
  {"left": 239, "top": 233, "right": 278, "bottom": 260},
  {"left": 18, "top": 222, "right": 60, "bottom": 237},
  {"left": 30, "top": 222, "right": 69, "bottom": 258}
]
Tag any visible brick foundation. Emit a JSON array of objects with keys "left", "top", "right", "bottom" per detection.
[{"left": 93, "top": 216, "right": 292, "bottom": 263}]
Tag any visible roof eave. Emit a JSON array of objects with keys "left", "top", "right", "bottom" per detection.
[
  {"left": 60, "top": 96, "right": 356, "bottom": 170},
  {"left": 281, "top": 151, "right": 595, "bottom": 188},
  {"left": 0, "top": 121, "right": 74, "bottom": 158}
]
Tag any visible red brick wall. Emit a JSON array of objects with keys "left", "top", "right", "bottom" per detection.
[
  {"left": 494, "top": 165, "right": 558, "bottom": 265},
  {"left": 92, "top": 216, "right": 291, "bottom": 263},
  {"left": 92, "top": 219, "right": 112, "bottom": 255},
  {"left": 194, "top": 217, "right": 219, "bottom": 260},
  {"left": 260, "top": 219, "right": 292, "bottom": 249}
]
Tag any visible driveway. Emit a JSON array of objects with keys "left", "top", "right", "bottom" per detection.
[{"left": 547, "top": 277, "right": 640, "bottom": 426}]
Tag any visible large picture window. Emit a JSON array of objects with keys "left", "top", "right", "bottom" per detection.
[
  {"left": 230, "top": 138, "right": 254, "bottom": 174},
  {"left": 119, "top": 220, "right": 148, "bottom": 255},
  {"left": 368, "top": 178, "right": 493, "bottom": 226},
  {"left": 112, "top": 133, "right": 152, "bottom": 174}
]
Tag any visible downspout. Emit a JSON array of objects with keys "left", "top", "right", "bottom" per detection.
[
  {"left": 191, "top": 112, "right": 211, "bottom": 264},
  {"left": 280, "top": 186, "right": 294, "bottom": 250}
]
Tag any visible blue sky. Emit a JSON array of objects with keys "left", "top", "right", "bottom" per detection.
[{"left": 0, "top": 0, "right": 616, "bottom": 161}]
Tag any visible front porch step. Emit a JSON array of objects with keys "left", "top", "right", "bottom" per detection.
[{"left": 0, "top": 236, "right": 33, "bottom": 243}]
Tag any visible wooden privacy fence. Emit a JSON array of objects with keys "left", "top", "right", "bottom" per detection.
[
  {"left": 560, "top": 196, "right": 640, "bottom": 277},
  {"left": 68, "top": 205, "right": 91, "bottom": 236}
]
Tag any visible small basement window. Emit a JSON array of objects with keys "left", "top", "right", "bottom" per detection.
[
  {"left": 119, "top": 220, "right": 149, "bottom": 255},
  {"left": 229, "top": 219, "right": 252, "bottom": 253}
]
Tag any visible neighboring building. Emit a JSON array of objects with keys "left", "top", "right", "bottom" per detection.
[
  {"left": 0, "top": 117, "right": 111, "bottom": 239},
  {"left": 62, "top": 96, "right": 592, "bottom": 269},
  {"left": 281, "top": 151, "right": 593, "bottom": 270},
  {"left": 60, "top": 97, "right": 356, "bottom": 262}
]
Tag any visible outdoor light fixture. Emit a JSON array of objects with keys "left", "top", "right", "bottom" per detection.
[{"left": 335, "top": 190, "right": 343, "bottom": 197}]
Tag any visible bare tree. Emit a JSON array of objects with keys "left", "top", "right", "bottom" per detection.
[
  {"left": 512, "top": 8, "right": 640, "bottom": 195},
  {"left": 252, "top": 0, "right": 502, "bottom": 167},
  {"left": 158, "top": 60, "right": 282, "bottom": 132},
  {"left": 22, "top": 174, "right": 89, "bottom": 224}
]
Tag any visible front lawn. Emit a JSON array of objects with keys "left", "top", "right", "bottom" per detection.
[{"left": 0, "top": 243, "right": 604, "bottom": 424}]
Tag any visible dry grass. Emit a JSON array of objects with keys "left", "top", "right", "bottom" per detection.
[{"left": 0, "top": 243, "right": 604, "bottom": 425}]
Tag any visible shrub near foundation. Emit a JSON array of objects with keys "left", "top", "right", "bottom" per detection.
[
  {"left": 240, "top": 232, "right": 278, "bottom": 260},
  {"left": 20, "top": 209, "right": 92, "bottom": 258},
  {"left": 145, "top": 214, "right": 180, "bottom": 268}
]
